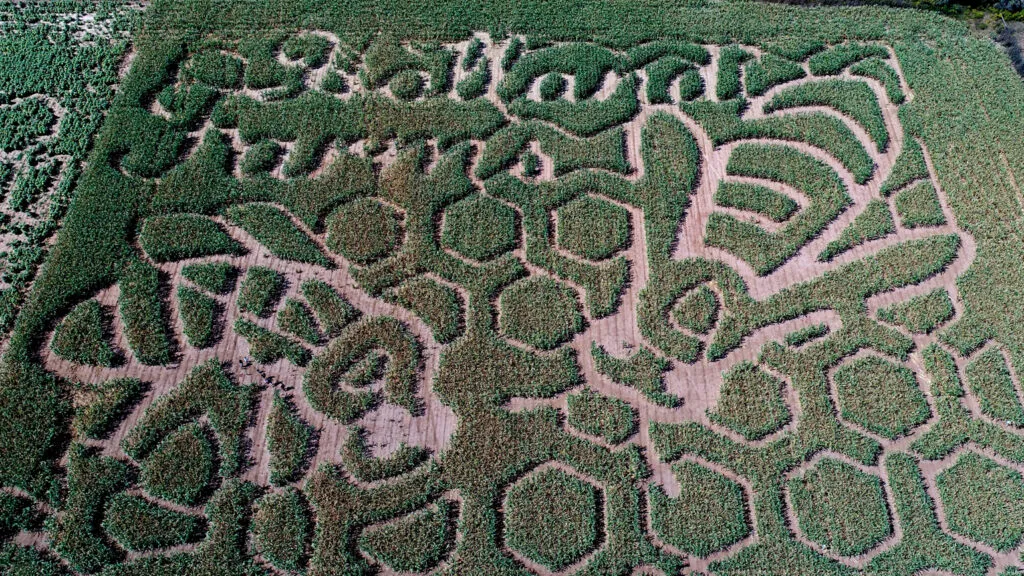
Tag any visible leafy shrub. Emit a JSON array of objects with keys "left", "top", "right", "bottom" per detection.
[
  {"left": 765, "top": 79, "right": 889, "bottom": 151},
  {"left": 936, "top": 452, "right": 1024, "bottom": 551},
  {"left": 119, "top": 260, "right": 173, "bottom": 366},
  {"left": 277, "top": 298, "right": 321, "bottom": 345},
  {"left": 178, "top": 286, "right": 218, "bottom": 348},
  {"left": 877, "top": 288, "right": 954, "bottom": 334},
  {"left": 0, "top": 492, "right": 39, "bottom": 539},
  {"left": 649, "top": 460, "right": 749, "bottom": 557},
  {"left": 591, "top": 343, "right": 679, "bottom": 407},
  {"left": 50, "top": 299, "right": 115, "bottom": 366},
  {"left": 141, "top": 422, "right": 215, "bottom": 507},
  {"left": 818, "top": 199, "right": 895, "bottom": 262},
  {"left": 267, "top": 393, "right": 314, "bottom": 485},
  {"left": 237, "top": 266, "right": 283, "bottom": 318},
  {"left": 672, "top": 285, "right": 718, "bottom": 335},
  {"left": 504, "top": 468, "right": 598, "bottom": 571},
  {"left": 182, "top": 262, "right": 236, "bottom": 295},
  {"left": 566, "top": 388, "right": 637, "bottom": 444},
  {"left": 103, "top": 493, "right": 205, "bottom": 552},
  {"left": 322, "top": 69, "right": 347, "bottom": 93},
  {"left": 340, "top": 426, "right": 430, "bottom": 482},
  {"left": 234, "top": 319, "right": 310, "bottom": 366},
  {"left": 833, "top": 356, "right": 930, "bottom": 439},
  {"left": 140, "top": 215, "right": 244, "bottom": 263},
  {"left": 385, "top": 277, "right": 463, "bottom": 344},
  {"left": 713, "top": 181, "right": 798, "bottom": 223},
  {"left": 442, "top": 194, "right": 517, "bottom": 261},
  {"left": 72, "top": 378, "right": 144, "bottom": 440},
  {"left": 556, "top": 195, "right": 630, "bottom": 261},
  {"left": 964, "top": 348, "right": 1024, "bottom": 426},
  {"left": 895, "top": 182, "right": 946, "bottom": 228},
  {"left": 253, "top": 488, "right": 312, "bottom": 572},
  {"left": 301, "top": 279, "right": 360, "bottom": 336},
  {"left": 499, "top": 277, "right": 583, "bottom": 350},
  {"left": 325, "top": 198, "right": 402, "bottom": 265},
  {"left": 359, "top": 500, "right": 453, "bottom": 573},
  {"left": 788, "top": 458, "right": 891, "bottom": 556},
  {"left": 225, "top": 204, "right": 333, "bottom": 267},
  {"left": 709, "top": 362, "right": 790, "bottom": 440}
]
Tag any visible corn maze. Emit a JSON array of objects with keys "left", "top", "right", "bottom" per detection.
[{"left": 4, "top": 1, "right": 1024, "bottom": 575}]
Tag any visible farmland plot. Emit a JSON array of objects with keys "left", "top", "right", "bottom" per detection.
[{"left": 4, "top": 1, "right": 1024, "bottom": 575}]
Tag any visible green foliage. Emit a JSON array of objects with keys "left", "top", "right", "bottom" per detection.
[
  {"left": 789, "top": 458, "right": 892, "bottom": 556},
  {"left": 462, "top": 37, "right": 484, "bottom": 70},
  {"left": 237, "top": 266, "right": 283, "bottom": 318},
  {"left": 234, "top": 318, "right": 310, "bottom": 366},
  {"left": 716, "top": 45, "right": 751, "bottom": 100},
  {"left": 50, "top": 299, "right": 114, "bottom": 366},
  {"left": 122, "top": 360, "right": 256, "bottom": 478},
  {"left": 456, "top": 57, "right": 490, "bottom": 100},
  {"left": 784, "top": 323, "right": 829, "bottom": 347},
  {"left": 505, "top": 468, "right": 598, "bottom": 571},
  {"left": 178, "top": 285, "right": 218, "bottom": 348},
  {"left": 744, "top": 53, "right": 805, "bottom": 97},
  {"left": 225, "top": 204, "right": 333, "bottom": 267},
  {"left": 141, "top": 422, "right": 214, "bottom": 507},
  {"left": 326, "top": 198, "right": 402, "bottom": 265},
  {"left": 538, "top": 73, "right": 566, "bottom": 101},
  {"left": 507, "top": 73, "right": 639, "bottom": 136},
  {"left": 363, "top": 37, "right": 451, "bottom": 95},
  {"left": 713, "top": 181, "right": 798, "bottom": 223},
  {"left": 672, "top": 284, "right": 718, "bottom": 335},
  {"left": 763, "top": 39, "right": 825, "bottom": 60},
  {"left": 592, "top": 343, "right": 680, "bottom": 407},
  {"left": 645, "top": 57, "right": 696, "bottom": 104},
  {"left": 119, "top": 260, "right": 173, "bottom": 366},
  {"left": 474, "top": 121, "right": 628, "bottom": 179},
  {"left": 850, "top": 57, "right": 905, "bottom": 104},
  {"left": 502, "top": 37, "right": 523, "bottom": 71},
  {"left": 567, "top": 388, "right": 638, "bottom": 444},
  {"left": 140, "top": 215, "right": 243, "bottom": 263},
  {"left": 499, "top": 276, "right": 583, "bottom": 350},
  {"left": 340, "top": 426, "right": 430, "bottom": 482},
  {"left": 304, "top": 316, "right": 420, "bottom": 420},
  {"left": 282, "top": 33, "right": 331, "bottom": 67},
  {"left": 0, "top": 544, "right": 69, "bottom": 576},
  {"left": 239, "top": 140, "right": 281, "bottom": 176},
  {"left": 650, "top": 460, "right": 750, "bottom": 557},
  {"left": 50, "top": 445, "right": 131, "bottom": 573},
  {"left": 705, "top": 143, "right": 850, "bottom": 275},
  {"left": 0, "top": 492, "right": 40, "bottom": 539},
  {"left": 103, "top": 493, "right": 205, "bottom": 552},
  {"left": 267, "top": 393, "right": 314, "bottom": 485},
  {"left": 182, "top": 262, "right": 236, "bottom": 295},
  {"left": 808, "top": 43, "right": 889, "bottom": 76},
  {"left": 834, "top": 356, "right": 931, "bottom": 439},
  {"left": 964, "top": 348, "right": 1024, "bottom": 426},
  {"left": 766, "top": 79, "right": 889, "bottom": 151},
  {"left": 301, "top": 279, "right": 360, "bottom": 337},
  {"left": 878, "top": 288, "right": 954, "bottom": 334},
  {"left": 385, "top": 277, "right": 464, "bottom": 344},
  {"left": 277, "top": 298, "right": 320, "bottom": 345},
  {"left": 498, "top": 43, "right": 622, "bottom": 102},
  {"left": 73, "top": 378, "right": 144, "bottom": 440},
  {"left": 818, "top": 200, "right": 895, "bottom": 262},
  {"left": 556, "top": 195, "right": 630, "bottom": 261},
  {"left": 895, "top": 181, "right": 946, "bottom": 228},
  {"left": 880, "top": 138, "right": 929, "bottom": 197},
  {"left": 185, "top": 50, "right": 243, "bottom": 88},
  {"left": 359, "top": 500, "right": 453, "bottom": 573},
  {"left": 442, "top": 194, "right": 517, "bottom": 261},
  {"left": 389, "top": 70, "right": 425, "bottom": 100},
  {"left": 710, "top": 362, "right": 790, "bottom": 440},
  {"left": 936, "top": 452, "right": 1024, "bottom": 551},
  {"left": 253, "top": 488, "right": 312, "bottom": 572}
]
